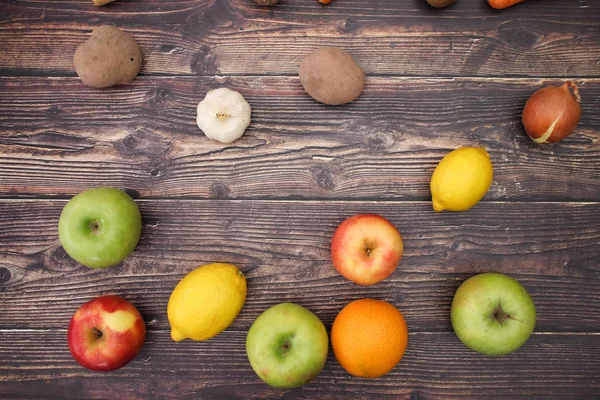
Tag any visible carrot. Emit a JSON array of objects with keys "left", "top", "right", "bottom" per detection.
[{"left": 487, "top": 0, "right": 526, "bottom": 9}]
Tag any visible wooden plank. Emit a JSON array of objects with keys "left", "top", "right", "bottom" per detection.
[
  {"left": 1, "top": 199, "right": 598, "bottom": 331},
  {"left": 1, "top": 76, "right": 599, "bottom": 201},
  {"left": 0, "top": 0, "right": 597, "bottom": 398},
  {"left": 1, "top": 1, "right": 599, "bottom": 77},
  {"left": 0, "top": 329, "right": 598, "bottom": 399}
]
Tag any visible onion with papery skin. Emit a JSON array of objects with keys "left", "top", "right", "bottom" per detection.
[{"left": 522, "top": 81, "right": 581, "bottom": 144}]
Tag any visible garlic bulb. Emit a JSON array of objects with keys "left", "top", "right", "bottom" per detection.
[{"left": 196, "top": 88, "right": 251, "bottom": 144}]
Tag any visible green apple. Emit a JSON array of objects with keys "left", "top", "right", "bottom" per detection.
[
  {"left": 451, "top": 272, "right": 536, "bottom": 355},
  {"left": 246, "top": 302, "right": 328, "bottom": 389},
  {"left": 58, "top": 187, "right": 142, "bottom": 268}
]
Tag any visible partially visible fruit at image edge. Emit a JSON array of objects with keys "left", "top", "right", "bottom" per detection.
[
  {"left": 58, "top": 187, "right": 142, "bottom": 269},
  {"left": 426, "top": 0, "right": 457, "bottom": 8},
  {"left": 168, "top": 263, "right": 247, "bottom": 341},
  {"left": 331, "top": 214, "right": 403, "bottom": 285},
  {"left": 331, "top": 298, "right": 408, "bottom": 378},
  {"left": 451, "top": 272, "right": 536, "bottom": 356},
  {"left": 246, "top": 302, "right": 329, "bottom": 389},
  {"left": 68, "top": 295, "right": 146, "bottom": 371},
  {"left": 430, "top": 147, "right": 493, "bottom": 212}
]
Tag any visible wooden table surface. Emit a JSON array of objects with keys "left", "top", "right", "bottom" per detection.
[{"left": 1, "top": 0, "right": 599, "bottom": 398}]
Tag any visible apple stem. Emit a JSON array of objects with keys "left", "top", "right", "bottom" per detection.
[
  {"left": 92, "top": 327, "right": 103, "bottom": 338},
  {"left": 275, "top": 332, "right": 295, "bottom": 358},
  {"left": 492, "top": 305, "right": 511, "bottom": 326},
  {"left": 89, "top": 221, "right": 100, "bottom": 234}
]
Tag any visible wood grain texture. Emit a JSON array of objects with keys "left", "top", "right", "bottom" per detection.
[
  {"left": 1, "top": 0, "right": 599, "bottom": 398},
  {"left": 0, "top": 0, "right": 599, "bottom": 77},
  {"left": 1, "top": 76, "right": 599, "bottom": 201},
  {"left": 1, "top": 200, "right": 598, "bottom": 331},
  {"left": 0, "top": 329, "right": 599, "bottom": 399}
]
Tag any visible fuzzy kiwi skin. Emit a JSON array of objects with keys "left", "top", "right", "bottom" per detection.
[
  {"left": 426, "top": 0, "right": 457, "bottom": 7},
  {"left": 253, "top": 0, "right": 280, "bottom": 5},
  {"left": 74, "top": 26, "right": 142, "bottom": 88},
  {"left": 299, "top": 47, "right": 365, "bottom": 106}
]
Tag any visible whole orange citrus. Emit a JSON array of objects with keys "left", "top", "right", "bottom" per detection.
[{"left": 331, "top": 298, "right": 408, "bottom": 378}]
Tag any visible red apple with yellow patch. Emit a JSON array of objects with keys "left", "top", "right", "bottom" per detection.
[
  {"left": 68, "top": 295, "right": 146, "bottom": 371},
  {"left": 331, "top": 214, "right": 403, "bottom": 285}
]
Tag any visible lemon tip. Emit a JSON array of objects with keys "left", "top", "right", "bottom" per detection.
[
  {"left": 170, "top": 328, "right": 186, "bottom": 342},
  {"left": 432, "top": 198, "right": 445, "bottom": 212}
]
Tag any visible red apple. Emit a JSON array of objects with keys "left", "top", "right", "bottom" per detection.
[
  {"left": 331, "top": 214, "right": 403, "bottom": 285},
  {"left": 68, "top": 295, "right": 146, "bottom": 371}
]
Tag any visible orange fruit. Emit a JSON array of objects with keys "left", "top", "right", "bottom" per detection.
[{"left": 331, "top": 298, "right": 408, "bottom": 378}]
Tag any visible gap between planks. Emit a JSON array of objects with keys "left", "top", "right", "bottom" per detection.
[
  {"left": 1, "top": 329, "right": 599, "bottom": 336},
  {"left": 1, "top": 75, "right": 600, "bottom": 82},
  {"left": 0, "top": 198, "right": 598, "bottom": 204}
]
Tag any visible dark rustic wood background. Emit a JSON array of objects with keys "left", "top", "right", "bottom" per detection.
[{"left": 1, "top": 0, "right": 599, "bottom": 398}]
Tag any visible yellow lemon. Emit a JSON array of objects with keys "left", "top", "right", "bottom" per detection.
[
  {"left": 430, "top": 147, "right": 493, "bottom": 212},
  {"left": 167, "top": 263, "right": 246, "bottom": 342}
]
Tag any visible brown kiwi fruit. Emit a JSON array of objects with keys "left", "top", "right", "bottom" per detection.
[{"left": 426, "top": 0, "right": 457, "bottom": 8}]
